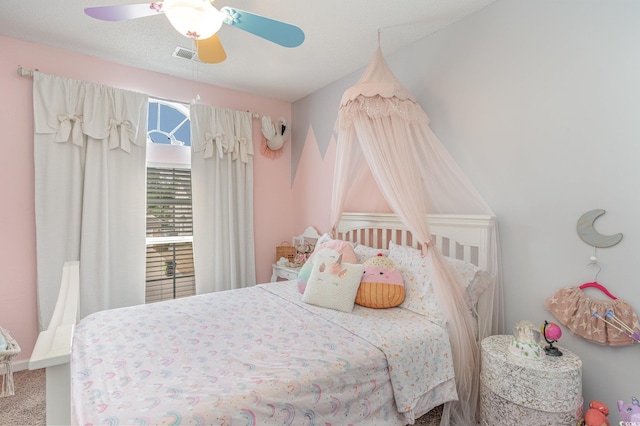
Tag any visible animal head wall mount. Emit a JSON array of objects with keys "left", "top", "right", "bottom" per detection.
[{"left": 261, "top": 115, "right": 290, "bottom": 158}]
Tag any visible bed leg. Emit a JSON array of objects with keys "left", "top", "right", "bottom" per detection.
[{"left": 45, "top": 362, "right": 71, "bottom": 425}]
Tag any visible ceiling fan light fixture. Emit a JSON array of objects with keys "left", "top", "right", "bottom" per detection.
[{"left": 163, "top": 0, "right": 224, "bottom": 40}]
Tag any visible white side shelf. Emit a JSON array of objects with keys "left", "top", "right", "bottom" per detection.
[{"left": 271, "top": 264, "right": 301, "bottom": 282}]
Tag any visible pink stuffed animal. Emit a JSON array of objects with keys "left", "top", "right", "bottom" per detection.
[
  {"left": 355, "top": 254, "right": 405, "bottom": 309},
  {"left": 618, "top": 397, "right": 640, "bottom": 423},
  {"left": 583, "top": 400, "right": 609, "bottom": 426}
]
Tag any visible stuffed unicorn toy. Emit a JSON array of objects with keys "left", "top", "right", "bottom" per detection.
[
  {"left": 618, "top": 397, "right": 640, "bottom": 423},
  {"left": 301, "top": 253, "right": 364, "bottom": 313}
]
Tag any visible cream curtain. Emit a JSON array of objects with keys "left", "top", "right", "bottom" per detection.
[
  {"left": 190, "top": 104, "right": 256, "bottom": 293},
  {"left": 33, "top": 72, "right": 148, "bottom": 327},
  {"left": 331, "top": 47, "right": 504, "bottom": 426}
]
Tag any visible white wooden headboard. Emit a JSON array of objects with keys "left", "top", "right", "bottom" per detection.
[
  {"left": 337, "top": 213, "right": 494, "bottom": 268},
  {"left": 336, "top": 212, "right": 496, "bottom": 339}
]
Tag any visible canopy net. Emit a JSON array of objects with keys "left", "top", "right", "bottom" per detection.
[{"left": 331, "top": 45, "right": 504, "bottom": 425}]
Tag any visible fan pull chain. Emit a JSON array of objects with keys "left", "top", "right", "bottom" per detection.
[{"left": 191, "top": 39, "right": 201, "bottom": 104}]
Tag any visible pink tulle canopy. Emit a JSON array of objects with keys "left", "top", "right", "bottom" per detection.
[{"left": 331, "top": 46, "right": 504, "bottom": 425}]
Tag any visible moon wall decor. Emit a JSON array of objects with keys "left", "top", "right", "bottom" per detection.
[{"left": 576, "top": 209, "right": 623, "bottom": 248}]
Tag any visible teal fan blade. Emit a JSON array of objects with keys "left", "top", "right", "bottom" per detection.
[{"left": 221, "top": 7, "right": 305, "bottom": 48}]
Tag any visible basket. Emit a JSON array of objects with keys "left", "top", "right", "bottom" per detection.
[
  {"left": 275, "top": 242, "right": 297, "bottom": 263},
  {"left": 0, "top": 327, "right": 21, "bottom": 397}
]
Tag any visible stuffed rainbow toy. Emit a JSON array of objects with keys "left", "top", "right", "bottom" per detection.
[{"left": 355, "top": 254, "right": 405, "bottom": 309}]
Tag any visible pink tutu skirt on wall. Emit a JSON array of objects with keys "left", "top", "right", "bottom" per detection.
[{"left": 545, "top": 286, "right": 639, "bottom": 346}]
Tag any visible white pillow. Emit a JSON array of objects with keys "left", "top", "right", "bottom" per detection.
[
  {"left": 302, "top": 257, "right": 364, "bottom": 312},
  {"left": 315, "top": 232, "right": 333, "bottom": 247},
  {"left": 387, "top": 242, "right": 445, "bottom": 325},
  {"left": 296, "top": 239, "right": 358, "bottom": 293},
  {"left": 354, "top": 244, "right": 389, "bottom": 264},
  {"left": 445, "top": 257, "right": 493, "bottom": 309}
]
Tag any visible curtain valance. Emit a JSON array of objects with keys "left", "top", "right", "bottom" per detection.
[
  {"left": 33, "top": 72, "right": 147, "bottom": 152},
  {"left": 190, "top": 103, "right": 254, "bottom": 163}
]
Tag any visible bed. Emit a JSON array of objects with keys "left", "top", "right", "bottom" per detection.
[{"left": 31, "top": 212, "right": 497, "bottom": 425}]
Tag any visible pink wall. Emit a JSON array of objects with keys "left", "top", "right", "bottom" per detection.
[
  {"left": 290, "top": 127, "right": 391, "bottom": 236},
  {"left": 290, "top": 128, "right": 335, "bottom": 235},
  {"left": 0, "top": 36, "right": 295, "bottom": 364}
]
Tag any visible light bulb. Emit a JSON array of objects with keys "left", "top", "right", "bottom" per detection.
[{"left": 163, "top": 0, "right": 224, "bottom": 40}]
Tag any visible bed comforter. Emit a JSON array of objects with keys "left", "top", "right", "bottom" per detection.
[{"left": 71, "top": 281, "right": 456, "bottom": 425}]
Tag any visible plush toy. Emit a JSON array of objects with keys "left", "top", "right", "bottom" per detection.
[
  {"left": 355, "top": 254, "right": 405, "bottom": 309},
  {"left": 618, "top": 397, "right": 640, "bottom": 423},
  {"left": 301, "top": 254, "right": 364, "bottom": 313},
  {"left": 580, "top": 400, "right": 609, "bottom": 426},
  {"left": 297, "top": 240, "right": 357, "bottom": 294}
]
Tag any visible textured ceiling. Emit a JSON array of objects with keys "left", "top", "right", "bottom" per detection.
[{"left": 0, "top": 0, "right": 496, "bottom": 102}]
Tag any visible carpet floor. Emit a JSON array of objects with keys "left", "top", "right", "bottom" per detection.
[
  {"left": 0, "top": 368, "right": 46, "bottom": 426},
  {"left": 0, "top": 368, "right": 441, "bottom": 425}
]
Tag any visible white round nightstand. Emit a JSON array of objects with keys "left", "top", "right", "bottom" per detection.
[{"left": 480, "top": 334, "right": 583, "bottom": 426}]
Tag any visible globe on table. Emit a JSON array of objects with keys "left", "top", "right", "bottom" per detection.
[
  {"left": 541, "top": 320, "right": 563, "bottom": 356},
  {"left": 544, "top": 322, "right": 562, "bottom": 340}
]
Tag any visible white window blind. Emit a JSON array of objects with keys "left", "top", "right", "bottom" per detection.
[{"left": 146, "top": 167, "right": 195, "bottom": 303}]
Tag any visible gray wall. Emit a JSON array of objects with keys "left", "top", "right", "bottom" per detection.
[{"left": 293, "top": 0, "right": 640, "bottom": 417}]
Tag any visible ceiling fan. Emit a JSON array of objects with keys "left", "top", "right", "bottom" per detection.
[{"left": 84, "top": 0, "right": 305, "bottom": 64}]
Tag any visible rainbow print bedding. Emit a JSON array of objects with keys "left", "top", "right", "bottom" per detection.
[{"left": 71, "top": 281, "right": 456, "bottom": 425}]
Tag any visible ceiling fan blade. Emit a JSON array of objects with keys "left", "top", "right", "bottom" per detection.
[
  {"left": 84, "top": 3, "right": 163, "bottom": 22},
  {"left": 220, "top": 7, "right": 305, "bottom": 48},
  {"left": 196, "top": 34, "right": 227, "bottom": 64}
]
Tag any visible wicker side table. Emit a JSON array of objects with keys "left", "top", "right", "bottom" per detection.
[
  {"left": 0, "top": 327, "right": 21, "bottom": 397},
  {"left": 480, "top": 334, "right": 583, "bottom": 426}
]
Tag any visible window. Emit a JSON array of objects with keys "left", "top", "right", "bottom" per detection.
[
  {"left": 145, "top": 99, "right": 194, "bottom": 303},
  {"left": 146, "top": 167, "right": 195, "bottom": 302},
  {"left": 148, "top": 99, "right": 191, "bottom": 146}
]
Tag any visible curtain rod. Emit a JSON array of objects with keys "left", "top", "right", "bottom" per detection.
[
  {"left": 17, "top": 65, "right": 36, "bottom": 77},
  {"left": 17, "top": 65, "right": 263, "bottom": 119}
]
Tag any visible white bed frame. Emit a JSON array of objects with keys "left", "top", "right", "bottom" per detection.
[
  {"left": 336, "top": 212, "right": 497, "bottom": 341},
  {"left": 30, "top": 213, "right": 496, "bottom": 425},
  {"left": 29, "top": 261, "right": 79, "bottom": 426}
]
